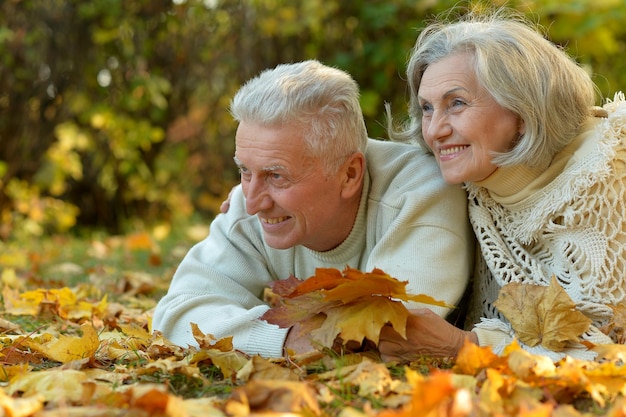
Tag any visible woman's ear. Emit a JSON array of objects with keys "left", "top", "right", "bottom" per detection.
[{"left": 341, "top": 152, "right": 365, "bottom": 199}]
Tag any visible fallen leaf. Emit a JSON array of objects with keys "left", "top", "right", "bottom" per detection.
[
  {"left": 32, "top": 323, "right": 100, "bottom": 363},
  {"left": 600, "top": 303, "right": 626, "bottom": 344},
  {"left": 453, "top": 338, "right": 504, "bottom": 376},
  {"left": 225, "top": 379, "right": 321, "bottom": 416},
  {"left": 6, "top": 369, "right": 89, "bottom": 404},
  {"left": 377, "top": 369, "right": 459, "bottom": 417},
  {"left": 236, "top": 355, "right": 300, "bottom": 382},
  {"left": 494, "top": 276, "right": 591, "bottom": 351},
  {"left": 0, "top": 388, "right": 45, "bottom": 416},
  {"left": 591, "top": 343, "right": 626, "bottom": 362}
]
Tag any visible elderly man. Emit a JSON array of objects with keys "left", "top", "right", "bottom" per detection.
[{"left": 152, "top": 60, "right": 473, "bottom": 358}]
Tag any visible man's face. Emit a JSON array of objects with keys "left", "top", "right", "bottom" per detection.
[{"left": 234, "top": 121, "right": 353, "bottom": 251}]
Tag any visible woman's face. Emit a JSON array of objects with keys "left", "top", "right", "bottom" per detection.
[{"left": 418, "top": 52, "right": 522, "bottom": 184}]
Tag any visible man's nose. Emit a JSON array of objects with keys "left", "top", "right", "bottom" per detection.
[{"left": 244, "top": 177, "right": 272, "bottom": 215}]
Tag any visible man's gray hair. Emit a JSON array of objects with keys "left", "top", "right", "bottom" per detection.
[{"left": 231, "top": 60, "right": 369, "bottom": 174}]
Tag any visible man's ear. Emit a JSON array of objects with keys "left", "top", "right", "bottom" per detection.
[{"left": 341, "top": 152, "right": 365, "bottom": 199}]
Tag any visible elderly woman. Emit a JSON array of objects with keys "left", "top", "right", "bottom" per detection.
[{"left": 380, "top": 8, "right": 626, "bottom": 361}]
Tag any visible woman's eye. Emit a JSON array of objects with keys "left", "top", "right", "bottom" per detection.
[
  {"left": 451, "top": 98, "right": 466, "bottom": 108},
  {"left": 420, "top": 103, "right": 433, "bottom": 113}
]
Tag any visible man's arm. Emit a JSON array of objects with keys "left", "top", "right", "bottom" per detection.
[{"left": 152, "top": 186, "right": 289, "bottom": 357}]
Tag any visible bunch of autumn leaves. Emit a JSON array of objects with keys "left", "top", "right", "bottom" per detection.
[{"left": 262, "top": 267, "right": 608, "bottom": 354}]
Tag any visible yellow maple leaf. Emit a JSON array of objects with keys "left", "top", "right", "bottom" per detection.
[
  {"left": 312, "top": 298, "right": 408, "bottom": 346},
  {"left": 33, "top": 323, "right": 100, "bottom": 363},
  {"left": 494, "top": 276, "right": 591, "bottom": 351}
]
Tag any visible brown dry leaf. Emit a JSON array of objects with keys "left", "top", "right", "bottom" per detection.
[
  {"left": 236, "top": 355, "right": 301, "bottom": 382},
  {"left": 334, "top": 358, "right": 396, "bottom": 397},
  {"left": 225, "top": 379, "right": 321, "bottom": 416},
  {"left": 494, "top": 276, "right": 592, "bottom": 351},
  {"left": 0, "top": 317, "right": 22, "bottom": 334},
  {"left": 262, "top": 267, "right": 450, "bottom": 349},
  {"left": 191, "top": 323, "right": 234, "bottom": 351},
  {"left": 600, "top": 303, "right": 626, "bottom": 344},
  {"left": 189, "top": 323, "right": 249, "bottom": 378},
  {"left": 262, "top": 291, "right": 340, "bottom": 329}
]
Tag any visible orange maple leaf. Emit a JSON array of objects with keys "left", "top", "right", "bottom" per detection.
[
  {"left": 261, "top": 267, "right": 451, "bottom": 350},
  {"left": 453, "top": 338, "right": 505, "bottom": 376}
]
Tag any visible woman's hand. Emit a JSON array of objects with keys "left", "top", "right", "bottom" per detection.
[
  {"left": 219, "top": 187, "right": 235, "bottom": 213},
  {"left": 378, "top": 308, "right": 477, "bottom": 362}
]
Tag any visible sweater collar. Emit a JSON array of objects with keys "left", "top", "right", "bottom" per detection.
[
  {"left": 471, "top": 117, "right": 600, "bottom": 204},
  {"left": 473, "top": 164, "right": 545, "bottom": 200}
]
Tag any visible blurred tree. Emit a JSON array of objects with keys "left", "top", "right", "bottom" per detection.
[{"left": 0, "top": 0, "right": 624, "bottom": 239}]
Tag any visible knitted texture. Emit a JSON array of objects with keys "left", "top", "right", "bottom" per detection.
[{"left": 466, "top": 93, "right": 626, "bottom": 358}]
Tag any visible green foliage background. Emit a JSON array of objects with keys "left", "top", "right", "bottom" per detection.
[{"left": 1, "top": 0, "right": 625, "bottom": 239}]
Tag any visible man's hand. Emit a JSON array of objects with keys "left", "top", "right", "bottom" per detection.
[{"left": 378, "top": 308, "right": 477, "bottom": 362}]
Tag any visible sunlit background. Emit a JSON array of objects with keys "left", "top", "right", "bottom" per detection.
[{"left": 1, "top": 0, "right": 624, "bottom": 240}]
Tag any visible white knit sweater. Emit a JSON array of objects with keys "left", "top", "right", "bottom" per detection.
[{"left": 467, "top": 93, "right": 626, "bottom": 360}]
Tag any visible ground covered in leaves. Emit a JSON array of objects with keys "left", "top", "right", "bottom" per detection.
[{"left": 1, "top": 225, "right": 625, "bottom": 416}]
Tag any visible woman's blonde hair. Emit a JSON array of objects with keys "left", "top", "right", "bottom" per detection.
[{"left": 388, "top": 7, "right": 598, "bottom": 169}]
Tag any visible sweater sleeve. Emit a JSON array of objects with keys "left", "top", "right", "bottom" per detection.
[
  {"left": 152, "top": 186, "right": 289, "bottom": 357},
  {"left": 363, "top": 141, "right": 474, "bottom": 320}
]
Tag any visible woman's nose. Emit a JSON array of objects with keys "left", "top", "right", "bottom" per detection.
[{"left": 425, "top": 110, "right": 453, "bottom": 141}]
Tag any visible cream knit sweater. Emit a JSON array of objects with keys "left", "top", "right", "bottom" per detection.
[{"left": 467, "top": 93, "right": 626, "bottom": 360}]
